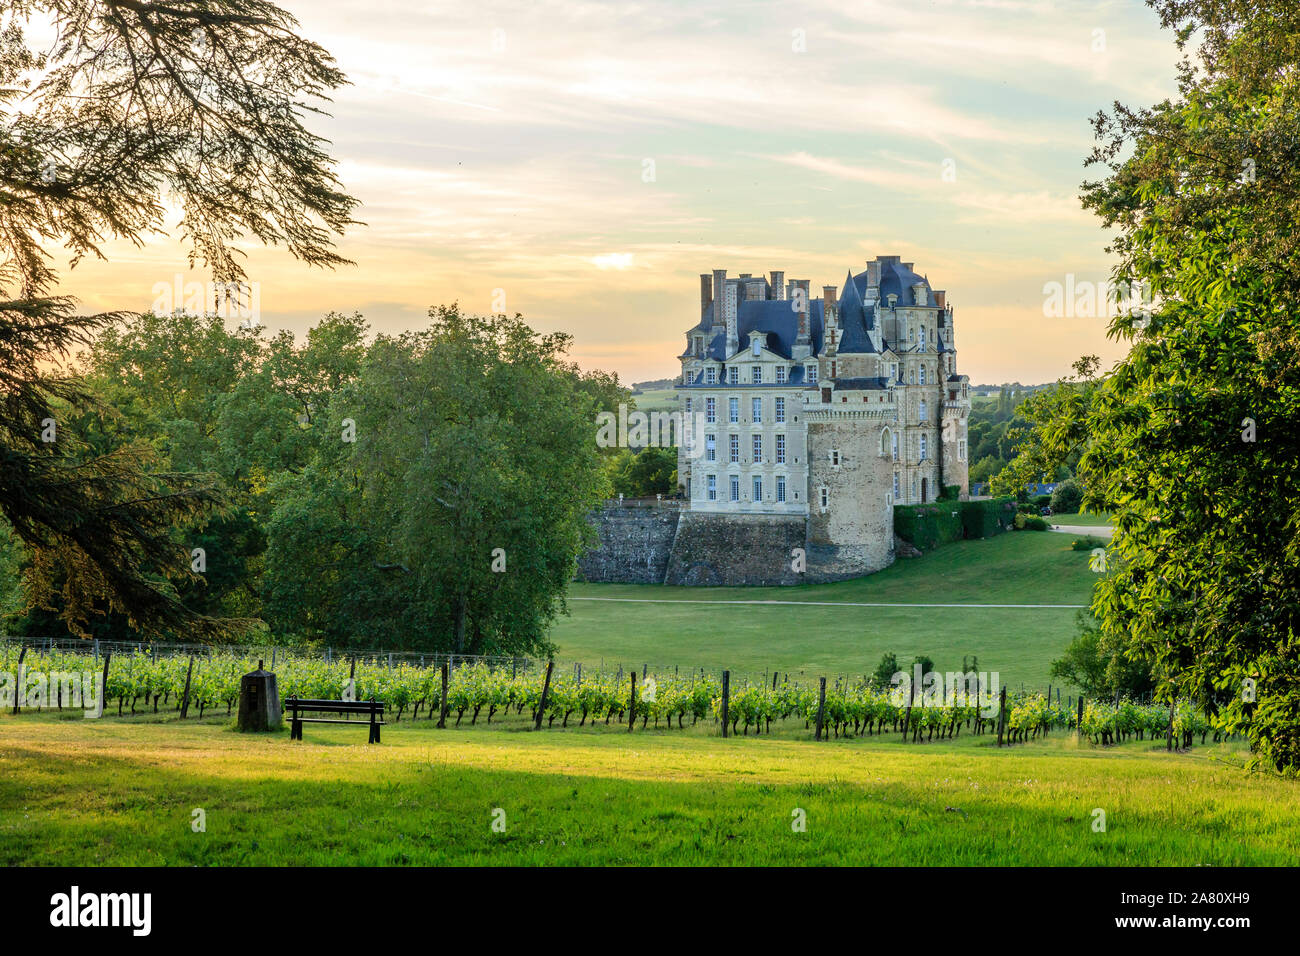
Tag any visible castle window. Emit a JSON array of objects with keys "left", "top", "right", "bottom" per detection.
[
  {"left": 685, "top": 397, "right": 692, "bottom": 414},
  {"left": 694, "top": 335, "right": 704, "bottom": 357},
  {"left": 707, "top": 475, "right": 717, "bottom": 501},
  {"left": 776, "top": 434, "right": 786, "bottom": 464},
  {"left": 752, "top": 397, "right": 762, "bottom": 423},
  {"left": 775, "top": 397, "right": 786, "bottom": 423},
  {"left": 728, "top": 366, "right": 739, "bottom": 385},
  {"left": 729, "top": 397, "right": 739, "bottom": 423},
  {"left": 706, "top": 398, "right": 716, "bottom": 423},
  {"left": 819, "top": 487, "right": 829, "bottom": 511},
  {"left": 729, "top": 475, "right": 740, "bottom": 502},
  {"left": 705, "top": 367, "right": 717, "bottom": 385},
  {"left": 752, "top": 476, "right": 762, "bottom": 501},
  {"left": 776, "top": 366, "right": 786, "bottom": 384},
  {"left": 959, "top": 439, "right": 967, "bottom": 461},
  {"left": 920, "top": 434, "right": 929, "bottom": 461},
  {"left": 919, "top": 400, "right": 927, "bottom": 422},
  {"left": 777, "top": 476, "right": 787, "bottom": 503},
  {"left": 807, "top": 365, "right": 818, "bottom": 384},
  {"left": 831, "top": 449, "right": 841, "bottom": 466},
  {"left": 705, "top": 434, "right": 716, "bottom": 462},
  {"left": 910, "top": 368, "right": 916, "bottom": 384},
  {"left": 830, "top": 361, "right": 837, "bottom": 378},
  {"left": 752, "top": 434, "right": 762, "bottom": 461},
  {"left": 893, "top": 473, "right": 901, "bottom": 498},
  {"left": 729, "top": 434, "right": 739, "bottom": 463},
  {"left": 752, "top": 365, "right": 762, "bottom": 384},
  {"left": 890, "top": 362, "right": 899, "bottom": 381},
  {"left": 920, "top": 365, "right": 927, "bottom": 386},
  {"left": 919, "top": 326, "right": 927, "bottom": 348},
  {"left": 892, "top": 432, "right": 899, "bottom": 460}
]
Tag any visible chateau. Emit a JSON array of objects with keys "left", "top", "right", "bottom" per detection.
[
  {"left": 673, "top": 256, "right": 971, "bottom": 579},
  {"left": 577, "top": 255, "right": 971, "bottom": 586}
]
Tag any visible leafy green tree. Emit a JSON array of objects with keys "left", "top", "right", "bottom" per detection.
[
  {"left": 872, "top": 652, "right": 900, "bottom": 688},
  {"left": 1050, "top": 613, "right": 1154, "bottom": 700},
  {"left": 264, "top": 306, "right": 609, "bottom": 655},
  {"left": 0, "top": 1, "right": 356, "bottom": 637},
  {"left": 611, "top": 446, "right": 676, "bottom": 497},
  {"left": 1050, "top": 479, "right": 1084, "bottom": 515},
  {"left": 1006, "top": 1, "right": 1300, "bottom": 773}
]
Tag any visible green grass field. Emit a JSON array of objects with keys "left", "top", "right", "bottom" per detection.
[
  {"left": 2, "top": 713, "right": 1292, "bottom": 866},
  {"left": 1052, "top": 512, "right": 1114, "bottom": 527},
  {"left": 630, "top": 387, "right": 677, "bottom": 414},
  {"left": 551, "top": 530, "right": 1096, "bottom": 690}
]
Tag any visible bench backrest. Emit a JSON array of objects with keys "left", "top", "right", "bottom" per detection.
[{"left": 285, "top": 697, "right": 384, "bottom": 715}]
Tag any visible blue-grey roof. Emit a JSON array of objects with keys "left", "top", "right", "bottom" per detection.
[
  {"left": 835, "top": 268, "right": 878, "bottom": 354},
  {"left": 850, "top": 258, "right": 937, "bottom": 308},
  {"left": 693, "top": 298, "right": 826, "bottom": 361}
]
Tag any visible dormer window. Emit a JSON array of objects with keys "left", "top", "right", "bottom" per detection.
[
  {"left": 751, "top": 336, "right": 762, "bottom": 357},
  {"left": 752, "top": 365, "right": 762, "bottom": 385},
  {"left": 728, "top": 366, "right": 739, "bottom": 385},
  {"left": 705, "top": 366, "right": 717, "bottom": 385}
]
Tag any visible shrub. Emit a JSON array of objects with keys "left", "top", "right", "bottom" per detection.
[
  {"left": 1050, "top": 479, "right": 1083, "bottom": 514},
  {"left": 1014, "top": 513, "right": 1049, "bottom": 531},
  {"left": 1071, "top": 535, "right": 1108, "bottom": 551},
  {"left": 959, "top": 496, "right": 1014, "bottom": 538},
  {"left": 894, "top": 502, "right": 964, "bottom": 550}
]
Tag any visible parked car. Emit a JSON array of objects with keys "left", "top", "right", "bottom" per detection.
[{"left": 1039, "top": 506, "right": 1053, "bottom": 517}]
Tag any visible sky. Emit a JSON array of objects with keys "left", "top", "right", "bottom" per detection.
[{"left": 56, "top": 0, "right": 1183, "bottom": 386}]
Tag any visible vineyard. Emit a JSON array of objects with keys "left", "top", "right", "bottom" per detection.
[{"left": 0, "top": 641, "right": 1226, "bottom": 750}]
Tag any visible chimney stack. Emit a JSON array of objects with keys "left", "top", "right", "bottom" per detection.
[
  {"left": 711, "top": 269, "right": 727, "bottom": 330},
  {"left": 934, "top": 290, "right": 946, "bottom": 310},
  {"left": 866, "top": 260, "right": 880, "bottom": 289},
  {"left": 700, "top": 274, "right": 712, "bottom": 314},
  {"left": 770, "top": 270, "right": 785, "bottom": 300},
  {"left": 823, "top": 285, "right": 838, "bottom": 325}
]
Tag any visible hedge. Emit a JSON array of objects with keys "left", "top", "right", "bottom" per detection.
[
  {"left": 959, "top": 496, "right": 1015, "bottom": 540},
  {"left": 893, "top": 502, "right": 964, "bottom": 550}
]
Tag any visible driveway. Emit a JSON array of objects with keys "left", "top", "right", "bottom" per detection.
[{"left": 1050, "top": 524, "right": 1113, "bottom": 538}]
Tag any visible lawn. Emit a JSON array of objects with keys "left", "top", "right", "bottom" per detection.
[
  {"left": 630, "top": 387, "right": 677, "bottom": 414},
  {"left": 2, "top": 714, "right": 1293, "bottom": 866},
  {"left": 551, "top": 530, "right": 1097, "bottom": 691},
  {"left": 1052, "top": 512, "right": 1114, "bottom": 527}
]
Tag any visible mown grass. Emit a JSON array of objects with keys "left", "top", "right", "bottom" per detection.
[
  {"left": 1, "top": 714, "right": 1293, "bottom": 866},
  {"left": 554, "top": 531, "right": 1096, "bottom": 689}
]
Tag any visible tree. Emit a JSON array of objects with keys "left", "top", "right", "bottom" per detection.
[
  {"left": 1049, "top": 479, "right": 1084, "bottom": 515},
  {"left": 1050, "top": 613, "right": 1154, "bottom": 700},
  {"left": 0, "top": 1, "right": 357, "bottom": 637},
  {"left": 1008, "top": 1, "right": 1300, "bottom": 773},
  {"left": 263, "top": 306, "right": 610, "bottom": 655}
]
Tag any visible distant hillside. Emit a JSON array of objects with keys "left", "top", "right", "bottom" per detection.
[{"left": 631, "top": 377, "right": 676, "bottom": 394}]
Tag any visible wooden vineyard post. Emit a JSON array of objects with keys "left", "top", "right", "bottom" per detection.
[
  {"left": 179, "top": 655, "right": 195, "bottom": 719},
  {"left": 628, "top": 670, "right": 637, "bottom": 732},
  {"left": 815, "top": 677, "right": 827, "bottom": 741},
  {"left": 772, "top": 670, "right": 778, "bottom": 691},
  {"left": 98, "top": 651, "right": 111, "bottom": 718},
  {"left": 437, "top": 662, "right": 449, "bottom": 728},
  {"left": 903, "top": 672, "right": 915, "bottom": 741},
  {"left": 996, "top": 686, "right": 1007, "bottom": 747},
  {"left": 11, "top": 646, "right": 26, "bottom": 714},
  {"left": 720, "top": 670, "right": 730, "bottom": 738},
  {"left": 534, "top": 660, "right": 554, "bottom": 730},
  {"left": 1076, "top": 696, "right": 1084, "bottom": 740},
  {"left": 1166, "top": 698, "right": 1175, "bottom": 751}
]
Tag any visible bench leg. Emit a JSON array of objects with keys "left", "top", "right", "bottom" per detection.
[
  {"left": 369, "top": 722, "right": 380, "bottom": 744},
  {"left": 291, "top": 718, "right": 301, "bottom": 740}
]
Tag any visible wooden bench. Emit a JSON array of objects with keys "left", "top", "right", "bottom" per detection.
[{"left": 285, "top": 697, "right": 385, "bottom": 743}]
